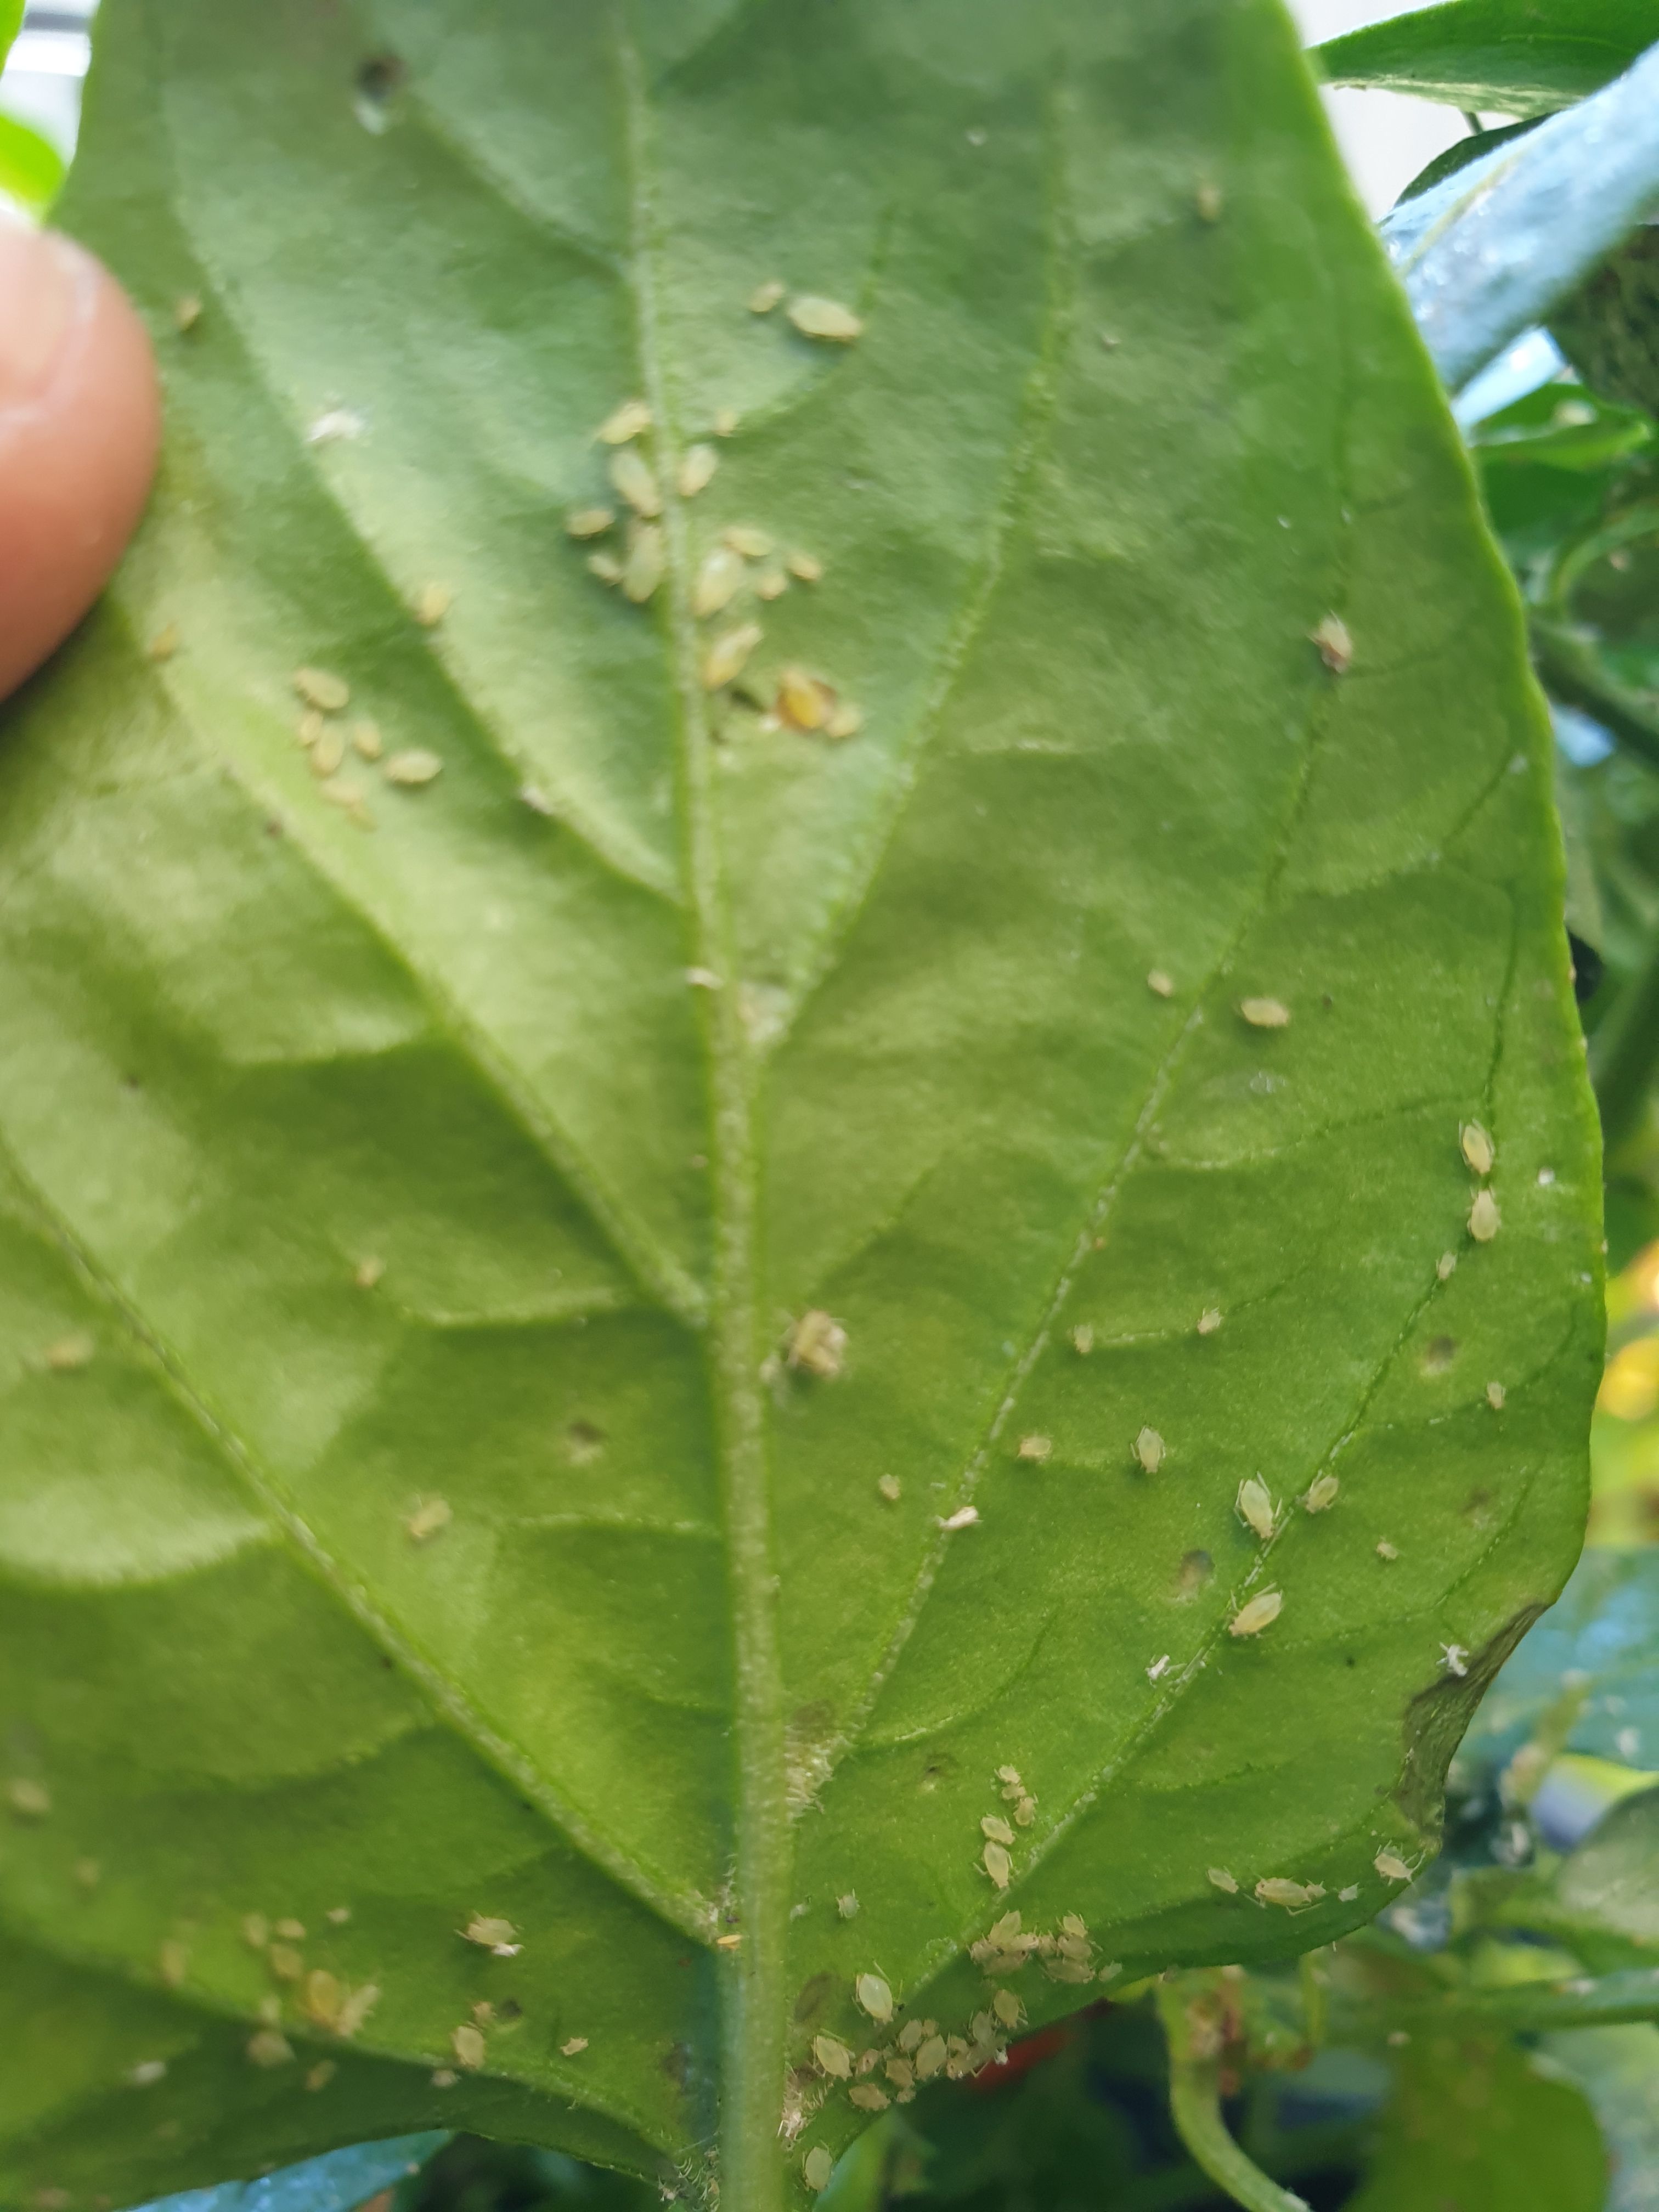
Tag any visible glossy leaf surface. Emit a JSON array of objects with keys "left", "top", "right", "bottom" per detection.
[
  {"left": 1316, "top": 1, "right": 1659, "bottom": 117},
  {"left": 133, "top": 2136, "right": 447, "bottom": 2212},
  {"left": 0, "top": 2, "right": 1601, "bottom": 2209}
]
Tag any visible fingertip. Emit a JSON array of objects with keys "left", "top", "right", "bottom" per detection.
[{"left": 0, "top": 216, "right": 161, "bottom": 699}]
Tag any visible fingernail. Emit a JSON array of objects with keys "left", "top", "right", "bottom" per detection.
[{"left": 0, "top": 219, "right": 87, "bottom": 408}]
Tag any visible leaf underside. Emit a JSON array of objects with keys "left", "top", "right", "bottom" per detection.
[
  {"left": 1314, "top": 0, "right": 1659, "bottom": 117},
  {"left": 0, "top": 2, "right": 1601, "bottom": 2208}
]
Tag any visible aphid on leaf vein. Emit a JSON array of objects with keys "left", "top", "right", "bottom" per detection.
[
  {"left": 7, "top": 1779, "right": 49, "bottom": 1818},
  {"left": 1374, "top": 1850, "right": 1413, "bottom": 1882},
  {"left": 1486, "top": 1381, "right": 1506, "bottom": 1410},
  {"left": 336, "top": 1984, "right": 379, "bottom": 2039},
  {"left": 1236, "top": 1477, "right": 1275, "bottom": 1541},
  {"left": 622, "top": 522, "right": 665, "bottom": 604},
  {"left": 692, "top": 546, "right": 746, "bottom": 617},
  {"left": 297, "top": 709, "right": 323, "bottom": 748},
  {"left": 983, "top": 1842, "right": 1013, "bottom": 1889},
  {"left": 241, "top": 1914, "right": 269, "bottom": 1951},
  {"left": 247, "top": 2031, "right": 293, "bottom": 2069},
  {"left": 1376, "top": 1540, "right": 1399, "bottom": 1561},
  {"left": 1207, "top": 1868, "right": 1238, "bottom": 1894},
  {"left": 302, "top": 1971, "right": 342, "bottom": 2029},
  {"left": 1017, "top": 1435, "right": 1051, "bottom": 1463},
  {"left": 414, "top": 583, "right": 452, "bottom": 627},
  {"left": 702, "top": 623, "right": 762, "bottom": 690},
  {"left": 561, "top": 2036, "right": 588, "bottom": 2056},
  {"left": 1311, "top": 614, "right": 1352, "bottom": 673},
  {"left": 856, "top": 1973, "right": 894, "bottom": 2023},
  {"left": 814, "top": 2035, "right": 852, "bottom": 2080},
  {"left": 1441, "top": 1644, "right": 1469, "bottom": 1677},
  {"left": 851, "top": 2083, "right": 890, "bottom": 2114},
  {"left": 804, "top": 2148, "right": 834, "bottom": 2192},
  {"left": 789, "top": 295, "right": 864, "bottom": 342},
  {"left": 1135, "top": 1426, "right": 1165, "bottom": 1474},
  {"left": 838, "top": 1893, "right": 860, "bottom": 1918},
  {"left": 430, "top": 2068, "right": 459, "bottom": 2089},
  {"left": 1304, "top": 1474, "right": 1339, "bottom": 1513},
  {"left": 1338, "top": 1884, "right": 1359, "bottom": 1903},
  {"left": 1229, "top": 1590, "right": 1283, "bottom": 1637},
  {"left": 1147, "top": 1655, "right": 1171, "bottom": 1682},
  {"left": 992, "top": 1990, "right": 1023, "bottom": 2028},
  {"left": 1198, "top": 1308, "right": 1222, "bottom": 1335},
  {"left": 914, "top": 2034, "right": 948, "bottom": 2081},
  {"left": 1437, "top": 1251, "right": 1458, "bottom": 1282},
  {"left": 273, "top": 1918, "right": 305, "bottom": 1941},
  {"left": 748, "top": 279, "right": 786, "bottom": 313},
  {"left": 788, "top": 1309, "right": 846, "bottom": 1378},
  {"left": 1239, "top": 996, "right": 1290, "bottom": 1028},
  {"left": 776, "top": 666, "right": 837, "bottom": 732},
  {"left": 355, "top": 1256, "right": 385, "bottom": 1290},
  {"left": 715, "top": 1932, "right": 743, "bottom": 1949},
  {"left": 405, "top": 1497, "right": 452, "bottom": 1543},
  {"left": 1469, "top": 1190, "right": 1501, "bottom": 1242},
  {"left": 1460, "top": 1121, "right": 1495, "bottom": 1176},
  {"left": 268, "top": 1944, "right": 303, "bottom": 1982},
  {"left": 609, "top": 448, "right": 662, "bottom": 518},
  {"left": 385, "top": 748, "right": 443, "bottom": 786},
  {"left": 293, "top": 667, "right": 350, "bottom": 713},
  {"left": 1013, "top": 1796, "right": 1036, "bottom": 1826},
  {"left": 1147, "top": 968, "right": 1174, "bottom": 998},
  {"left": 311, "top": 725, "right": 346, "bottom": 778},
  {"left": 566, "top": 507, "right": 615, "bottom": 539},
  {"left": 981, "top": 1815, "right": 1015, "bottom": 1847},
  {"left": 352, "top": 720, "right": 383, "bottom": 762},
  {"left": 939, "top": 1506, "right": 979, "bottom": 1532},
  {"left": 877, "top": 1475, "right": 901, "bottom": 1503},
  {"left": 787, "top": 550, "right": 824, "bottom": 583},
  {"left": 588, "top": 550, "right": 624, "bottom": 586},
  {"left": 596, "top": 398, "right": 651, "bottom": 444},
  {"left": 1256, "top": 1878, "right": 1322, "bottom": 1909},
  {"left": 678, "top": 444, "right": 719, "bottom": 498},
  {"left": 723, "top": 524, "right": 775, "bottom": 560},
  {"left": 1071, "top": 1324, "right": 1094, "bottom": 1355},
  {"left": 825, "top": 702, "right": 864, "bottom": 740},
  {"left": 127, "top": 2060, "right": 167, "bottom": 2087},
  {"left": 452, "top": 2024, "right": 486, "bottom": 2070}
]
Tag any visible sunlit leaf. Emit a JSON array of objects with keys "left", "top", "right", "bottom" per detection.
[{"left": 1316, "top": 1, "right": 1659, "bottom": 118}]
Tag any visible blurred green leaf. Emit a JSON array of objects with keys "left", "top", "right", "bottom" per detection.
[
  {"left": 1541, "top": 2024, "right": 1659, "bottom": 2212},
  {"left": 0, "top": 112, "right": 66, "bottom": 213},
  {"left": 1341, "top": 2033, "right": 1606, "bottom": 2211},
  {"left": 1554, "top": 229, "right": 1659, "bottom": 423},
  {"left": 1552, "top": 1786, "right": 1659, "bottom": 1946},
  {"left": 0, "top": 1, "right": 22, "bottom": 73},
  {"left": 1316, "top": 1, "right": 1659, "bottom": 117}
]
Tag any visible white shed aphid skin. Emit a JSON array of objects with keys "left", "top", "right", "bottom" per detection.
[
  {"left": 414, "top": 583, "right": 452, "bottom": 627},
  {"left": 1310, "top": 614, "right": 1352, "bottom": 673},
  {"left": 1135, "top": 1426, "right": 1166, "bottom": 1474},
  {"left": 1071, "top": 1324, "right": 1094, "bottom": 1355},
  {"left": 1236, "top": 1477, "right": 1275, "bottom": 1541},
  {"left": 1374, "top": 1849, "right": 1413, "bottom": 1882},
  {"left": 812, "top": 2034, "right": 853, "bottom": 2080},
  {"left": 692, "top": 545, "right": 746, "bottom": 617},
  {"left": 561, "top": 2036, "right": 588, "bottom": 2056},
  {"left": 1338, "top": 1884, "right": 1360, "bottom": 1903},
  {"left": 1469, "top": 1189, "right": 1502, "bottom": 1242},
  {"left": 1198, "top": 1307, "right": 1222, "bottom": 1335},
  {"left": 1437, "top": 1251, "right": 1458, "bottom": 1282},
  {"left": 385, "top": 748, "right": 444, "bottom": 786},
  {"left": 678, "top": 444, "right": 719, "bottom": 498},
  {"left": 723, "top": 524, "right": 775, "bottom": 560},
  {"left": 1239, "top": 996, "right": 1291, "bottom": 1028},
  {"left": 1146, "top": 968, "right": 1175, "bottom": 997},
  {"left": 1256, "top": 1878, "right": 1322, "bottom": 1909},
  {"left": 804, "top": 2147, "right": 834, "bottom": 2192},
  {"left": 856, "top": 1972, "right": 894, "bottom": 2023},
  {"left": 587, "top": 550, "right": 624, "bottom": 586},
  {"left": 596, "top": 398, "right": 651, "bottom": 444},
  {"left": 981, "top": 1815, "right": 1015, "bottom": 1847},
  {"left": 608, "top": 448, "right": 662, "bottom": 518},
  {"left": 463, "top": 1915, "right": 517, "bottom": 1949},
  {"left": 1146, "top": 1655, "right": 1171, "bottom": 1683},
  {"left": 1460, "top": 1121, "right": 1496, "bottom": 1176},
  {"left": 748, "top": 279, "right": 786, "bottom": 313},
  {"left": 1376, "top": 1540, "right": 1400, "bottom": 1561},
  {"left": 1487, "top": 1381, "right": 1506, "bottom": 1410},
  {"left": 787, "top": 1309, "right": 847, "bottom": 1378},
  {"left": 246, "top": 2030, "right": 294, "bottom": 2069},
  {"left": 351, "top": 720, "right": 383, "bottom": 762},
  {"left": 566, "top": 507, "right": 615, "bottom": 539},
  {"left": 940, "top": 1505, "right": 980, "bottom": 1532},
  {"left": 702, "top": 623, "right": 763, "bottom": 690},
  {"left": 1304, "top": 1473, "right": 1339, "bottom": 1513},
  {"left": 311, "top": 725, "right": 347, "bottom": 778},
  {"left": 983, "top": 1842, "right": 1013, "bottom": 1889},
  {"left": 1229, "top": 1589, "right": 1283, "bottom": 1637},
  {"left": 1017, "top": 1434, "right": 1052, "bottom": 1463},
  {"left": 292, "top": 667, "right": 350, "bottom": 713},
  {"left": 452, "top": 2024, "right": 486, "bottom": 2070},
  {"left": 623, "top": 523, "right": 666, "bottom": 603},
  {"left": 336, "top": 1984, "right": 379, "bottom": 2038},
  {"left": 405, "top": 1496, "right": 452, "bottom": 1543},
  {"left": 788, "top": 295, "right": 865, "bottom": 342},
  {"left": 1207, "top": 1867, "right": 1238, "bottom": 1894},
  {"left": 877, "top": 1475, "right": 901, "bottom": 1503},
  {"left": 1441, "top": 1643, "right": 1470, "bottom": 1677},
  {"left": 7, "top": 1778, "right": 49, "bottom": 1818},
  {"left": 787, "top": 550, "right": 825, "bottom": 583}
]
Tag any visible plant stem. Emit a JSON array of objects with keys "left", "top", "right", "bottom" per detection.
[
  {"left": 1338, "top": 1968, "right": 1659, "bottom": 2041},
  {"left": 1156, "top": 1988, "right": 1311, "bottom": 2212},
  {"left": 1532, "top": 613, "right": 1659, "bottom": 774}
]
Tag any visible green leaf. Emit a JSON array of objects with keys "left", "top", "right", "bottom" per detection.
[
  {"left": 0, "top": 2, "right": 1602, "bottom": 2209},
  {"left": 0, "top": 111, "right": 66, "bottom": 214},
  {"left": 1314, "top": 1, "right": 1659, "bottom": 118},
  {"left": 1341, "top": 2034, "right": 1606, "bottom": 2212},
  {"left": 1541, "top": 2024, "right": 1659, "bottom": 2212},
  {"left": 135, "top": 2136, "right": 448, "bottom": 2212},
  {"left": 1552, "top": 228, "right": 1659, "bottom": 419},
  {"left": 1552, "top": 1786, "right": 1659, "bottom": 1946}
]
